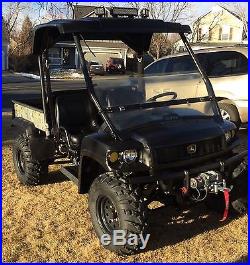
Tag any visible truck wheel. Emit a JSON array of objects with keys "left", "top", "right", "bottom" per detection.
[
  {"left": 206, "top": 162, "right": 248, "bottom": 216},
  {"left": 218, "top": 103, "right": 241, "bottom": 129},
  {"left": 12, "top": 134, "right": 48, "bottom": 185},
  {"left": 88, "top": 172, "right": 147, "bottom": 255}
]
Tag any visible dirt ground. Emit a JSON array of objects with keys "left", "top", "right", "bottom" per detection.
[{"left": 2, "top": 112, "right": 248, "bottom": 262}]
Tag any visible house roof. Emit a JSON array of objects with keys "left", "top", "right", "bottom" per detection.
[
  {"left": 219, "top": 5, "right": 242, "bottom": 21},
  {"left": 195, "top": 5, "right": 244, "bottom": 23},
  {"left": 32, "top": 17, "right": 191, "bottom": 55}
]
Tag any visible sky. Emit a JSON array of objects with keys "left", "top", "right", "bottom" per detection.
[{"left": 2, "top": 1, "right": 248, "bottom": 26}]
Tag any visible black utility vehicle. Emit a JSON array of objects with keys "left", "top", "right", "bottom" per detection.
[{"left": 12, "top": 7, "right": 247, "bottom": 255}]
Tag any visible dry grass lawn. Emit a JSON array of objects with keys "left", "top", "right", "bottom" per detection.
[{"left": 2, "top": 112, "right": 248, "bottom": 262}]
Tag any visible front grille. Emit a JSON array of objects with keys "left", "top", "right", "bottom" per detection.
[{"left": 155, "top": 137, "right": 224, "bottom": 164}]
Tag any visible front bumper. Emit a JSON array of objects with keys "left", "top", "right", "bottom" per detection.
[{"left": 130, "top": 150, "right": 247, "bottom": 184}]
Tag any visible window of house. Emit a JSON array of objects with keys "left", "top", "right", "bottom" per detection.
[
  {"left": 229, "top": 27, "right": 233, "bottom": 40},
  {"left": 201, "top": 25, "right": 209, "bottom": 41},
  {"left": 220, "top": 25, "right": 230, "bottom": 41},
  {"left": 218, "top": 27, "right": 222, "bottom": 40},
  {"left": 48, "top": 48, "right": 62, "bottom": 66},
  {"left": 197, "top": 26, "right": 209, "bottom": 41},
  {"left": 208, "top": 29, "right": 212, "bottom": 41},
  {"left": 197, "top": 28, "right": 202, "bottom": 41}
]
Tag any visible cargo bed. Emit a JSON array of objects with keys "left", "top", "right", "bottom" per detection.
[{"left": 12, "top": 98, "right": 47, "bottom": 132}]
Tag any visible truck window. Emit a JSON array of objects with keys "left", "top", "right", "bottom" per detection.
[
  {"left": 145, "top": 59, "right": 168, "bottom": 74},
  {"left": 165, "top": 55, "right": 197, "bottom": 74},
  {"left": 206, "top": 51, "right": 248, "bottom": 77},
  {"left": 145, "top": 55, "right": 199, "bottom": 75}
]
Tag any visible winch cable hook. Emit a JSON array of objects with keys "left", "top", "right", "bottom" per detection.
[{"left": 220, "top": 188, "right": 230, "bottom": 222}]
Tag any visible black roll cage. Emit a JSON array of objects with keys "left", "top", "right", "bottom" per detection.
[{"left": 35, "top": 18, "right": 222, "bottom": 140}]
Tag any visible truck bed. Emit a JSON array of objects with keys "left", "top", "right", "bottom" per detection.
[{"left": 12, "top": 98, "right": 48, "bottom": 132}]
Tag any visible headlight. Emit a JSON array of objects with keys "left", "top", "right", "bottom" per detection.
[
  {"left": 224, "top": 129, "right": 236, "bottom": 142},
  {"left": 107, "top": 150, "right": 138, "bottom": 165},
  {"left": 122, "top": 149, "right": 138, "bottom": 163},
  {"left": 108, "top": 151, "right": 119, "bottom": 163}
]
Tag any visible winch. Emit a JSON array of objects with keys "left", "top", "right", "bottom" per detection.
[
  {"left": 189, "top": 171, "right": 229, "bottom": 201},
  {"left": 188, "top": 171, "right": 231, "bottom": 221}
]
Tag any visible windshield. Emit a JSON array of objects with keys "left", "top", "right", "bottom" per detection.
[{"left": 93, "top": 69, "right": 219, "bottom": 131}]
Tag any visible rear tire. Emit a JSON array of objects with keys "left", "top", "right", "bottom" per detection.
[
  {"left": 12, "top": 133, "right": 48, "bottom": 185},
  {"left": 218, "top": 103, "right": 241, "bottom": 129},
  {"left": 88, "top": 172, "right": 147, "bottom": 255}
]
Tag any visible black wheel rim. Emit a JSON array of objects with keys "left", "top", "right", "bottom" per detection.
[
  {"left": 97, "top": 196, "right": 120, "bottom": 233},
  {"left": 16, "top": 149, "right": 25, "bottom": 174}
]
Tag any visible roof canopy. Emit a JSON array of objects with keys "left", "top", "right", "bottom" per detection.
[{"left": 32, "top": 17, "right": 191, "bottom": 55}]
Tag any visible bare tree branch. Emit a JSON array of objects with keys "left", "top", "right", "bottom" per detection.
[
  {"left": 191, "top": 11, "right": 223, "bottom": 42},
  {"left": 219, "top": 2, "right": 248, "bottom": 39},
  {"left": 125, "top": 2, "right": 193, "bottom": 58},
  {"left": 3, "top": 2, "right": 29, "bottom": 37},
  {"left": 34, "top": 2, "right": 74, "bottom": 22}
]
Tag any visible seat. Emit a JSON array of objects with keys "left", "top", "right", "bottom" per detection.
[{"left": 54, "top": 90, "right": 101, "bottom": 148}]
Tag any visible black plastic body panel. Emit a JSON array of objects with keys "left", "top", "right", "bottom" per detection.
[
  {"left": 77, "top": 117, "right": 240, "bottom": 193},
  {"left": 12, "top": 117, "right": 55, "bottom": 161}
]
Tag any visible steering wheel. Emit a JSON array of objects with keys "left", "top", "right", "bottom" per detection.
[{"left": 147, "top": 91, "right": 177, "bottom": 102}]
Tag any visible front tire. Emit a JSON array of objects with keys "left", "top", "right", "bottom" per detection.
[
  {"left": 88, "top": 172, "right": 147, "bottom": 255},
  {"left": 219, "top": 103, "right": 241, "bottom": 129},
  {"left": 12, "top": 133, "right": 48, "bottom": 185}
]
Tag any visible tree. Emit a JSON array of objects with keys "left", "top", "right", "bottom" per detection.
[
  {"left": 2, "top": 17, "right": 9, "bottom": 42},
  {"left": 9, "top": 15, "right": 38, "bottom": 73},
  {"left": 10, "top": 16, "right": 33, "bottom": 57},
  {"left": 19, "top": 16, "right": 33, "bottom": 56},
  {"left": 35, "top": 2, "right": 74, "bottom": 22},
  {"left": 191, "top": 11, "right": 223, "bottom": 43},
  {"left": 3, "top": 2, "right": 29, "bottom": 38}
]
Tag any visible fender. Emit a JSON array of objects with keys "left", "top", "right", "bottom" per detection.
[
  {"left": 78, "top": 133, "right": 111, "bottom": 194},
  {"left": 12, "top": 117, "right": 55, "bottom": 161},
  {"left": 12, "top": 117, "right": 36, "bottom": 134}
]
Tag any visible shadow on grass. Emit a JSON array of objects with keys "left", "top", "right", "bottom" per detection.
[
  {"left": 144, "top": 203, "right": 236, "bottom": 252},
  {"left": 235, "top": 255, "right": 248, "bottom": 262},
  {"left": 46, "top": 170, "right": 70, "bottom": 185},
  {"left": 2, "top": 113, "right": 19, "bottom": 146}
]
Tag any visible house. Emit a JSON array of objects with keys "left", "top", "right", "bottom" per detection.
[
  {"left": 2, "top": 17, "right": 9, "bottom": 71},
  {"left": 48, "top": 5, "right": 129, "bottom": 69},
  {"left": 176, "top": 5, "right": 247, "bottom": 52}
]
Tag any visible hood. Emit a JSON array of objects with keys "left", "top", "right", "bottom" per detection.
[{"left": 126, "top": 118, "right": 225, "bottom": 148}]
